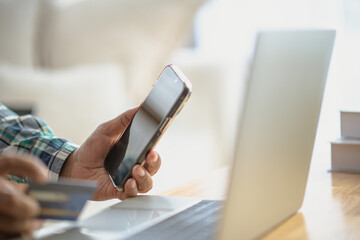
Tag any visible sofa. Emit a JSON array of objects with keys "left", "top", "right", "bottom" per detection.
[{"left": 0, "top": 0, "right": 237, "bottom": 192}]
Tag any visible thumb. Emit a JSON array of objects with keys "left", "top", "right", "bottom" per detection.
[{"left": 98, "top": 107, "right": 138, "bottom": 138}]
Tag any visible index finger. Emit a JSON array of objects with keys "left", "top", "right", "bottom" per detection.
[{"left": 0, "top": 154, "right": 48, "bottom": 183}]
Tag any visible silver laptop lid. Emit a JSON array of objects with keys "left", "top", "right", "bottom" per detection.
[{"left": 218, "top": 30, "right": 335, "bottom": 240}]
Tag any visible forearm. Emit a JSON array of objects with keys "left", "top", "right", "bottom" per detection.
[{"left": 0, "top": 103, "right": 78, "bottom": 181}]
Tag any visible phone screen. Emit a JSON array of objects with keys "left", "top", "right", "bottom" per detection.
[{"left": 104, "top": 66, "right": 189, "bottom": 189}]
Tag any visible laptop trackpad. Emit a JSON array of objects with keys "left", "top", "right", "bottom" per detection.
[{"left": 78, "top": 196, "right": 200, "bottom": 232}]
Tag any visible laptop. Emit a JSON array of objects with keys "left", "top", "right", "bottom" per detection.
[{"left": 36, "top": 30, "right": 335, "bottom": 240}]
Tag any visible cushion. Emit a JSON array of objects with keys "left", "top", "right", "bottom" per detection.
[
  {"left": 37, "top": 0, "right": 205, "bottom": 101},
  {"left": 0, "top": 63, "right": 128, "bottom": 144},
  {"left": 0, "top": 0, "right": 38, "bottom": 66}
]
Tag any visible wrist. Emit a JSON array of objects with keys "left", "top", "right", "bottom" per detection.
[{"left": 59, "top": 150, "right": 78, "bottom": 178}]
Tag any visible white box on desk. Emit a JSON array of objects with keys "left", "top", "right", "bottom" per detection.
[
  {"left": 341, "top": 111, "right": 360, "bottom": 138},
  {"left": 331, "top": 138, "right": 360, "bottom": 172}
]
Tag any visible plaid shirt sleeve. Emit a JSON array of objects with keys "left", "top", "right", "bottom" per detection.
[{"left": 0, "top": 103, "right": 78, "bottom": 182}]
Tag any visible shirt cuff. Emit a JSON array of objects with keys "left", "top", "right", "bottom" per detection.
[{"left": 48, "top": 142, "right": 79, "bottom": 182}]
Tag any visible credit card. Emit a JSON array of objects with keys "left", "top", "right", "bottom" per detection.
[{"left": 27, "top": 178, "right": 97, "bottom": 221}]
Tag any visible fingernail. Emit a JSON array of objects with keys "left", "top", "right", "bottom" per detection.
[
  {"left": 149, "top": 152, "right": 157, "bottom": 163},
  {"left": 131, "top": 180, "right": 136, "bottom": 189},
  {"left": 137, "top": 166, "right": 145, "bottom": 177}
]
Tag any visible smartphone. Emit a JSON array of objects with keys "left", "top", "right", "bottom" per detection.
[{"left": 104, "top": 64, "right": 192, "bottom": 191}]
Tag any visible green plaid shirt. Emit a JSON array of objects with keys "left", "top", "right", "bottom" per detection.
[{"left": 0, "top": 103, "right": 78, "bottom": 182}]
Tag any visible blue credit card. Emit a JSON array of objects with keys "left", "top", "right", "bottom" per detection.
[{"left": 27, "top": 178, "right": 97, "bottom": 221}]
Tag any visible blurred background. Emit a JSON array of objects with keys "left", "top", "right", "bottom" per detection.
[{"left": 0, "top": 0, "right": 359, "bottom": 193}]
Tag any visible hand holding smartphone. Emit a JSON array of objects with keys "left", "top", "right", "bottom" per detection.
[{"left": 104, "top": 65, "right": 192, "bottom": 191}]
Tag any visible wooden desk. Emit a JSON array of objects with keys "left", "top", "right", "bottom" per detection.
[
  {"left": 40, "top": 141, "right": 360, "bottom": 240},
  {"left": 160, "top": 155, "right": 360, "bottom": 239}
]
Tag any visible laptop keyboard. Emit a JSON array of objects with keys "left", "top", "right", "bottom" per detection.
[{"left": 126, "top": 200, "right": 224, "bottom": 240}]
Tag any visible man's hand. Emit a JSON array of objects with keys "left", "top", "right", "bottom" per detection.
[
  {"left": 0, "top": 153, "right": 48, "bottom": 237},
  {"left": 60, "top": 108, "right": 161, "bottom": 200}
]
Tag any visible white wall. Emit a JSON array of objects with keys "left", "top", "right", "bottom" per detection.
[{"left": 183, "top": 0, "right": 360, "bottom": 172}]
